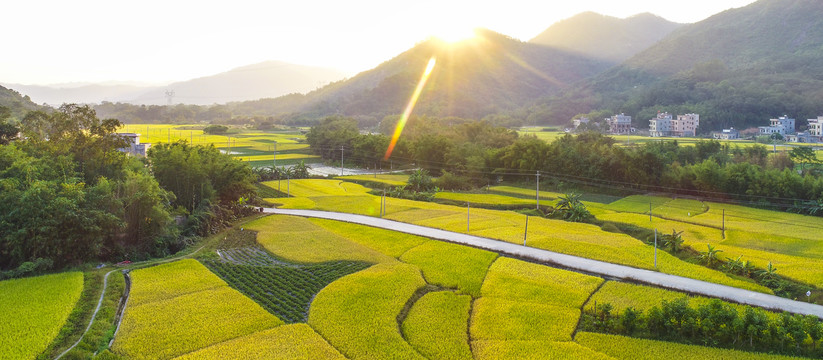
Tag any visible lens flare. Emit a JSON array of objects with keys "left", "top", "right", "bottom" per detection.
[{"left": 383, "top": 56, "right": 436, "bottom": 161}]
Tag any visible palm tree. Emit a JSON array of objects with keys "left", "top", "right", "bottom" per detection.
[
  {"left": 700, "top": 244, "right": 723, "bottom": 267},
  {"left": 724, "top": 255, "right": 744, "bottom": 274}
]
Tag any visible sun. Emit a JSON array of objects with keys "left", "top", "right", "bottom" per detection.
[{"left": 430, "top": 25, "right": 477, "bottom": 43}]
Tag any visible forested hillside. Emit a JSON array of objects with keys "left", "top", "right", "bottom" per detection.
[
  {"left": 527, "top": 0, "right": 823, "bottom": 131},
  {"left": 530, "top": 12, "right": 682, "bottom": 63}
]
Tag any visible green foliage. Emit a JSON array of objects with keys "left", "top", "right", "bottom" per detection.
[
  {"left": 407, "top": 168, "right": 434, "bottom": 192},
  {"left": 202, "top": 124, "right": 228, "bottom": 135},
  {"left": 0, "top": 105, "right": 175, "bottom": 270},
  {"left": 551, "top": 192, "right": 594, "bottom": 222},
  {"left": 580, "top": 297, "right": 823, "bottom": 358}
]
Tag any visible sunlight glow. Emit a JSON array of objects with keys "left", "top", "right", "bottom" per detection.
[
  {"left": 383, "top": 57, "right": 437, "bottom": 161},
  {"left": 431, "top": 27, "right": 477, "bottom": 43}
]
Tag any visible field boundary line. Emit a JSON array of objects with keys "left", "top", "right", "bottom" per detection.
[
  {"left": 55, "top": 269, "right": 118, "bottom": 360},
  {"left": 264, "top": 208, "right": 823, "bottom": 319}
]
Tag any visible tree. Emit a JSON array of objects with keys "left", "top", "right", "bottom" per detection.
[
  {"left": 407, "top": 168, "right": 434, "bottom": 192},
  {"left": 203, "top": 124, "right": 229, "bottom": 135},
  {"left": 789, "top": 146, "right": 819, "bottom": 173},
  {"left": 552, "top": 192, "right": 594, "bottom": 222},
  {"left": 757, "top": 262, "right": 779, "bottom": 282}
]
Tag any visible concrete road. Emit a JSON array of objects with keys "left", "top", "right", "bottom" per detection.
[{"left": 263, "top": 208, "right": 823, "bottom": 318}]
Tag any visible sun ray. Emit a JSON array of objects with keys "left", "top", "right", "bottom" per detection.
[{"left": 383, "top": 56, "right": 437, "bottom": 161}]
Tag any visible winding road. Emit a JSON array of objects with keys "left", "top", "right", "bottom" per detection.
[{"left": 264, "top": 208, "right": 823, "bottom": 318}]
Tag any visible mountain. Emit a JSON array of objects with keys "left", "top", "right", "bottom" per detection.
[
  {"left": 3, "top": 61, "right": 347, "bottom": 107},
  {"left": 130, "top": 61, "right": 347, "bottom": 105},
  {"left": 530, "top": 0, "right": 823, "bottom": 131},
  {"left": 0, "top": 85, "right": 48, "bottom": 119},
  {"left": 236, "top": 29, "right": 614, "bottom": 123},
  {"left": 0, "top": 83, "right": 156, "bottom": 107},
  {"left": 530, "top": 12, "right": 682, "bottom": 64}
]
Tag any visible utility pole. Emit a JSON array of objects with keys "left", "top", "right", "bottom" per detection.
[
  {"left": 340, "top": 146, "right": 344, "bottom": 176},
  {"left": 649, "top": 202, "right": 653, "bottom": 222},
  {"left": 523, "top": 215, "right": 529, "bottom": 246},
  {"left": 722, "top": 209, "right": 726, "bottom": 239},
  {"left": 273, "top": 141, "right": 277, "bottom": 169},
  {"left": 536, "top": 171, "right": 541, "bottom": 210},
  {"left": 287, "top": 173, "right": 290, "bottom": 197},
  {"left": 168, "top": 128, "right": 170, "bottom": 143},
  {"left": 654, "top": 229, "right": 658, "bottom": 268},
  {"left": 467, "top": 202, "right": 471, "bottom": 232}
]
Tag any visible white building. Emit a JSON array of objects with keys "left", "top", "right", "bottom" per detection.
[
  {"left": 809, "top": 116, "right": 823, "bottom": 136},
  {"left": 572, "top": 117, "right": 590, "bottom": 129},
  {"left": 116, "top": 133, "right": 150, "bottom": 157},
  {"left": 711, "top": 128, "right": 739, "bottom": 140},
  {"left": 605, "top": 113, "right": 632, "bottom": 134},
  {"left": 649, "top": 112, "right": 699, "bottom": 137},
  {"left": 758, "top": 116, "right": 795, "bottom": 135}
]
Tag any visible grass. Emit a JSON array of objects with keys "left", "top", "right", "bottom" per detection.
[
  {"left": 576, "top": 332, "right": 802, "bottom": 360},
  {"left": 401, "top": 291, "right": 473, "bottom": 360},
  {"left": 112, "top": 260, "right": 282, "bottom": 360},
  {"left": 308, "top": 262, "right": 427, "bottom": 360},
  {"left": 0, "top": 272, "right": 83, "bottom": 360},
  {"left": 481, "top": 257, "right": 604, "bottom": 308},
  {"left": 175, "top": 324, "right": 345, "bottom": 360},
  {"left": 470, "top": 297, "right": 580, "bottom": 341},
  {"left": 244, "top": 215, "right": 394, "bottom": 264},
  {"left": 472, "top": 340, "right": 615, "bottom": 360},
  {"left": 400, "top": 241, "right": 498, "bottom": 297},
  {"left": 49, "top": 270, "right": 126, "bottom": 359},
  {"left": 487, "top": 185, "right": 562, "bottom": 200},
  {"left": 605, "top": 195, "right": 671, "bottom": 213}
]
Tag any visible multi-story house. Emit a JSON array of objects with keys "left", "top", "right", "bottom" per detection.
[
  {"left": 117, "top": 133, "right": 150, "bottom": 157},
  {"left": 758, "top": 116, "right": 795, "bottom": 136},
  {"left": 606, "top": 113, "right": 632, "bottom": 134},
  {"left": 649, "top": 112, "right": 699, "bottom": 137}
]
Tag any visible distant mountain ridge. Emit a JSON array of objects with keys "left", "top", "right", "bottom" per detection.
[
  {"left": 3, "top": 61, "right": 347, "bottom": 106},
  {"left": 530, "top": 0, "right": 823, "bottom": 131},
  {"left": 240, "top": 29, "right": 614, "bottom": 122},
  {"left": 530, "top": 12, "right": 683, "bottom": 64},
  {"left": 0, "top": 85, "right": 48, "bottom": 119}
]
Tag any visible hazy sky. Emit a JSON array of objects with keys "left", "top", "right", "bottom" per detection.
[{"left": 3, "top": 0, "right": 757, "bottom": 86}]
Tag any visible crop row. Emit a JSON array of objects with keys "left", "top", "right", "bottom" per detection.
[
  {"left": 400, "top": 240, "right": 498, "bottom": 297},
  {"left": 471, "top": 340, "right": 614, "bottom": 360},
  {"left": 127, "top": 259, "right": 226, "bottom": 307},
  {"left": 470, "top": 297, "right": 580, "bottom": 342},
  {"left": 203, "top": 259, "right": 371, "bottom": 323},
  {"left": 401, "top": 291, "right": 473, "bottom": 360},
  {"left": 113, "top": 261, "right": 282, "bottom": 360},
  {"left": 0, "top": 272, "right": 83, "bottom": 360},
  {"left": 308, "top": 262, "right": 427, "bottom": 360},
  {"left": 173, "top": 324, "right": 344, "bottom": 360},
  {"left": 481, "top": 257, "right": 603, "bottom": 308}
]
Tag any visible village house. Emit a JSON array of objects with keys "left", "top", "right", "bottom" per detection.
[
  {"left": 116, "top": 133, "right": 150, "bottom": 157},
  {"left": 605, "top": 113, "right": 632, "bottom": 134},
  {"left": 758, "top": 115, "right": 795, "bottom": 135},
  {"left": 649, "top": 112, "right": 700, "bottom": 137},
  {"left": 711, "top": 128, "right": 740, "bottom": 140}
]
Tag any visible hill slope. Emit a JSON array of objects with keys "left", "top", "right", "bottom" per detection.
[
  {"left": 531, "top": 0, "right": 823, "bottom": 131},
  {"left": 237, "top": 29, "right": 613, "bottom": 123},
  {"left": 0, "top": 85, "right": 48, "bottom": 119},
  {"left": 131, "top": 61, "right": 347, "bottom": 105},
  {"left": 530, "top": 12, "right": 682, "bottom": 64}
]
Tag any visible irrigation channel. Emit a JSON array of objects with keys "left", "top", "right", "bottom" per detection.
[{"left": 264, "top": 207, "right": 823, "bottom": 319}]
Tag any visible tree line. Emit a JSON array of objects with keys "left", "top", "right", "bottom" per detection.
[
  {"left": 306, "top": 116, "right": 823, "bottom": 213},
  {"left": 0, "top": 105, "right": 256, "bottom": 278}
]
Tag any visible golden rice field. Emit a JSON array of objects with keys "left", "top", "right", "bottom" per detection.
[
  {"left": 263, "top": 179, "right": 769, "bottom": 293},
  {"left": 336, "top": 174, "right": 409, "bottom": 186},
  {"left": 0, "top": 272, "right": 83, "bottom": 360},
  {"left": 96, "top": 215, "right": 816, "bottom": 359},
  {"left": 120, "top": 124, "right": 316, "bottom": 167}
]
